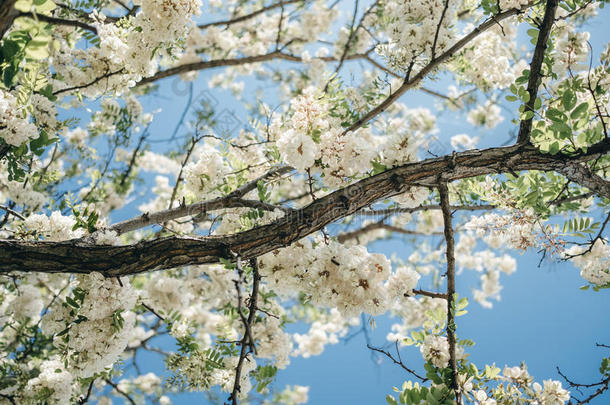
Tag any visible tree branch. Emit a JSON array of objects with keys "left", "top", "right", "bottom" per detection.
[
  {"left": 516, "top": 0, "right": 558, "bottom": 144},
  {"left": 198, "top": 0, "right": 305, "bottom": 30},
  {"left": 439, "top": 182, "right": 459, "bottom": 403},
  {"left": 0, "top": 0, "right": 18, "bottom": 39},
  {"left": 367, "top": 342, "right": 428, "bottom": 381},
  {"left": 17, "top": 11, "right": 98, "bottom": 34},
  {"left": 345, "top": 4, "right": 531, "bottom": 134},
  {"left": 228, "top": 257, "right": 260, "bottom": 405},
  {"left": 0, "top": 140, "right": 608, "bottom": 276},
  {"left": 109, "top": 166, "right": 292, "bottom": 235}
]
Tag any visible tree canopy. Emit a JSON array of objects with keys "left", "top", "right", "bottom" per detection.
[{"left": 0, "top": 0, "right": 609, "bottom": 404}]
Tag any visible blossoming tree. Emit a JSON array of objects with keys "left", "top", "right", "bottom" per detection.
[{"left": 0, "top": 0, "right": 609, "bottom": 403}]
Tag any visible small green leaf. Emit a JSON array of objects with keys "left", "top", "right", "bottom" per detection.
[{"left": 562, "top": 89, "right": 577, "bottom": 111}]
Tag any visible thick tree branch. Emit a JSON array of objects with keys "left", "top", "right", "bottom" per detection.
[
  {"left": 355, "top": 204, "right": 496, "bottom": 216},
  {"left": 556, "top": 163, "right": 610, "bottom": 201},
  {"left": 0, "top": 0, "right": 18, "bottom": 39},
  {"left": 516, "top": 0, "right": 558, "bottom": 144},
  {"left": 0, "top": 140, "right": 609, "bottom": 276}
]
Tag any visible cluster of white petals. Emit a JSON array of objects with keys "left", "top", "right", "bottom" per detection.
[
  {"left": 456, "top": 20, "right": 527, "bottom": 90},
  {"left": 292, "top": 309, "right": 358, "bottom": 358},
  {"left": 52, "top": 0, "right": 202, "bottom": 97},
  {"left": 260, "top": 238, "right": 400, "bottom": 317},
  {"left": 23, "top": 211, "right": 84, "bottom": 241},
  {"left": 377, "top": 0, "right": 457, "bottom": 72},
  {"left": 420, "top": 334, "right": 450, "bottom": 368},
  {"left": 41, "top": 273, "right": 137, "bottom": 378},
  {"left": 24, "top": 359, "right": 73, "bottom": 404},
  {"left": 565, "top": 240, "right": 610, "bottom": 285},
  {"left": 467, "top": 101, "right": 504, "bottom": 129},
  {"left": 0, "top": 89, "right": 38, "bottom": 146}
]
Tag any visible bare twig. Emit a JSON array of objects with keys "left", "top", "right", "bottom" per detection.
[
  {"left": 199, "top": 0, "right": 304, "bottom": 29},
  {"left": 0, "top": 205, "right": 25, "bottom": 221},
  {"left": 17, "top": 11, "right": 97, "bottom": 34},
  {"left": 228, "top": 257, "right": 261, "bottom": 405},
  {"left": 367, "top": 343, "right": 428, "bottom": 381},
  {"left": 105, "top": 378, "right": 136, "bottom": 405}
]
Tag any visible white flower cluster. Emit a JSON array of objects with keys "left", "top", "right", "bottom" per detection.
[
  {"left": 377, "top": 0, "right": 457, "bottom": 72},
  {"left": 31, "top": 94, "right": 58, "bottom": 133},
  {"left": 24, "top": 211, "right": 85, "bottom": 241},
  {"left": 24, "top": 358, "right": 73, "bottom": 404},
  {"left": 7, "top": 284, "right": 43, "bottom": 322},
  {"left": 376, "top": 106, "right": 437, "bottom": 170},
  {"left": 52, "top": 0, "right": 201, "bottom": 97},
  {"left": 41, "top": 272, "right": 137, "bottom": 378},
  {"left": 276, "top": 385, "right": 310, "bottom": 405},
  {"left": 183, "top": 145, "right": 231, "bottom": 199},
  {"left": 292, "top": 308, "right": 358, "bottom": 358},
  {"left": 565, "top": 240, "right": 610, "bottom": 285},
  {"left": 100, "top": 0, "right": 201, "bottom": 78},
  {"left": 260, "top": 238, "right": 401, "bottom": 317},
  {"left": 145, "top": 274, "right": 192, "bottom": 313},
  {"left": 275, "top": 91, "right": 438, "bottom": 188},
  {"left": 467, "top": 101, "right": 504, "bottom": 129},
  {"left": 168, "top": 351, "right": 257, "bottom": 399},
  {"left": 117, "top": 372, "right": 162, "bottom": 396},
  {"left": 0, "top": 89, "right": 38, "bottom": 146},
  {"left": 533, "top": 379, "right": 571, "bottom": 404},
  {"left": 499, "top": 0, "right": 530, "bottom": 9},
  {"left": 470, "top": 364, "right": 570, "bottom": 405},
  {"left": 464, "top": 210, "right": 538, "bottom": 251},
  {"left": 420, "top": 334, "right": 450, "bottom": 368},
  {"left": 553, "top": 28, "right": 590, "bottom": 75},
  {"left": 387, "top": 297, "right": 447, "bottom": 343},
  {"left": 456, "top": 21, "right": 527, "bottom": 90},
  {"left": 274, "top": 87, "right": 376, "bottom": 186},
  {"left": 450, "top": 134, "right": 479, "bottom": 151},
  {"left": 456, "top": 234, "right": 517, "bottom": 308}
]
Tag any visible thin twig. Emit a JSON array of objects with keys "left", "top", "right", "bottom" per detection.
[
  {"left": 228, "top": 257, "right": 261, "bottom": 405},
  {"left": 439, "top": 182, "right": 460, "bottom": 404},
  {"left": 367, "top": 343, "right": 428, "bottom": 381}
]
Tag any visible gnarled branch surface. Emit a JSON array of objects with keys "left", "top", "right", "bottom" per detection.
[{"left": 1, "top": 139, "right": 608, "bottom": 276}]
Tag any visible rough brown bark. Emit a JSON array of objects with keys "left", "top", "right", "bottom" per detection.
[
  {"left": 0, "top": 0, "right": 18, "bottom": 40},
  {"left": 517, "top": 0, "right": 559, "bottom": 144},
  {"left": 0, "top": 140, "right": 608, "bottom": 276},
  {"left": 439, "top": 182, "right": 459, "bottom": 403}
]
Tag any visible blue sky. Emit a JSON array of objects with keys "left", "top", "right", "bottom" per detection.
[{"left": 79, "top": 3, "right": 610, "bottom": 404}]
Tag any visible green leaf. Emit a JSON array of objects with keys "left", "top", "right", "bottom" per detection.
[
  {"left": 548, "top": 141, "right": 560, "bottom": 155},
  {"left": 562, "top": 89, "right": 577, "bottom": 111},
  {"left": 570, "top": 102, "right": 588, "bottom": 119},
  {"left": 386, "top": 395, "right": 398, "bottom": 405},
  {"left": 65, "top": 296, "right": 80, "bottom": 308},
  {"left": 546, "top": 108, "right": 567, "bottom": 123}
]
